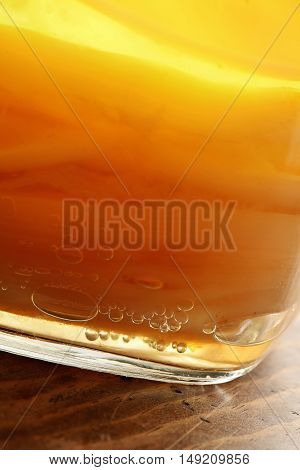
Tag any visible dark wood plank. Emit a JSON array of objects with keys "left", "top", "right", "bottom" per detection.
[{"left": 0, "top": 317, "right": 299, "bottom": 450}]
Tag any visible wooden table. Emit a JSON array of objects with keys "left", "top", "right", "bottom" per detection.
[{"left": 0, "top": 317, "right": 299, "bottom": 450}]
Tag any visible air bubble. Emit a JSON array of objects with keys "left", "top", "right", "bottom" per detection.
[
  {"left": 32, "top": 286, "right": 97, "bottom": 321},
  {"left": 156, "top": 340, "right": 166, "bottom": 352},
  {"left": 152, "top": 304, "right": 166, "bottom": 316},
  {"left": 55, "top": 248, "right": 83, "bottom": 265},
  {"left": 164, "top": 310, "right": 174, "bottom": 319},
  {"left": 176, "top": 299, "right": 194, "bottom": 312},
  {"left": 168, "top": 318, "right": 181, "bottom": 332},
  {"left": 88, "top": 273, "right": 100, "bottom": 282},
  {"left": 136, "top": 278, "right": 163, "bottom": 290},
  {"left": 160, "top": 323, "right": 169, "bottom": 333},
  {"left": 212, "top": 313, "right": 290, "bottom": 346},
  {"left": 177, "top": 343, "right": 187, "bottom": 354},
  {"left": 132, "top": 313, "right": 144, "bottom": 324},
  {"left": 98, "top": 303, "right": 109, "bottom": 315},
  {"left": 99, "top": 331, "right": 109, "bottom": 341},
  {"left": 122, "top": 335, "right": 130, "bottom": 343},
  {"left": 174, "top": 310, "right": 189, "bottom": 325},
  {"left": 109, "top": 309, "right": 124, "bottom": 322},
  {"left": 172, "top": 342, "right": 177, "bottom": 349},
  {"left": 35, "top": 266, "right": 51, "bottom": 275},
  {"left": 203, "top": 323, "right": 216, "bottom": 335},
  {"left": 110, "top": 332, "right": 119, "bottom": 341},
  {"left": 14, "top": 266, "right": 33, "bottom": 277},
  {"left": 143, "top": 311, "right": 154, "bottom": 320},
  {"left": 97, "top": 247, "right": 114, "bottom": 261},
  {"left": 85, "top": 329, "right": 99, "bottom": 341},
  {"left": 117, "top": 304, "right": 126, "bottom": 312},
  {"left": 149, "top": 317, "right": 161, "bottom": 329}
]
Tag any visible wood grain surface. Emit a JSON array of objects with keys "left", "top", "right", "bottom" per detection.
[{"left": 0, "top": 317, "right": 299, "bottom": 450}]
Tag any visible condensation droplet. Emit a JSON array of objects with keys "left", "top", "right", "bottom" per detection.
[
  {"left": 136, "top": 278, "right": 163, "bottom": 290},
  {"left": 109, "top": 309, "right": 124, "bottom": 322},
  {"left": 177, "top": 342, "right": 187, "bottom": 354},
  {"left": 174, "top": 310, "right": 189, "bottom": 325},
  {"left": 85, "top": 328, "right": 99, "bottom": 341},
  {"left": 176, "top": 299, "right": 194, "bottom": 312},
  {"left": 32, "top": 286, "right": 97, "bottom": 321},
  {"left": 99, "top": 331, "right": 109, "bottom": 341}
]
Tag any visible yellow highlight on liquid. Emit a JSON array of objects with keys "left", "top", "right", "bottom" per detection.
[{"left": 0, "top": 0, "right": 299, "bottom": 89}]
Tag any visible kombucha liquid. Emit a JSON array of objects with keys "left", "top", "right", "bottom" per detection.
[{"left": 0, "top": 1, "right": 299, "bottom": 372}]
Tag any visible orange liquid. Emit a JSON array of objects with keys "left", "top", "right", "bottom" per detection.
[{"left": 0, "top": 1, "right": 299, "bottom": 372}]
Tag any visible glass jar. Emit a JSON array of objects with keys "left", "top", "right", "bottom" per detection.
[{"left": 0, "top": 1, "right": 299, "bottom": 384}]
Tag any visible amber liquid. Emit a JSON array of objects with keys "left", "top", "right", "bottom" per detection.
[{"left": 0, "top": 1, "right": 299, "bottom": 372}]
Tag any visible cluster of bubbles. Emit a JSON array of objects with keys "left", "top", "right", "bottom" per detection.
[
  {"left": 143, "top": 337, "right": 187, "bottom": 354},
  {"left": 98, "top": 303, "right": 126, "bottom": 323},
  {"left": 13, "top": 262, "right": 100, "bottom": 284},
  {"left": 97, "top": 298, "right": 194, "bottom": 333},
  {"left": 85, "top": 328, "right": 133, "bottom": 343},
  {"left": 84, "top": 328, "right": 188, "bottom": 354}
]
